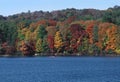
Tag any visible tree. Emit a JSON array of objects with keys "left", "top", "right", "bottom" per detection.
[
  {"left": 54, "top": 31, "right": 63, "bottom": 53},
  {"left": 25, "top": 31, "right": 31, "bottom": 41},
  {"left": 78, "top": 38, "right": 89, "bottom": 55},
  {"left": 0, "top": 29, "right": 4, "bottom": 43},
  {"left": 103, "top": 6, "right": 120, "bottom": 25},
  {"left": 37, "top": 25, "right": 47, "bottom": 39},
  {"left": 88, "top": 44, "right": 100, "bottom": 56},
  {"left": 19, "top": 41, "right": 35, "bottom": 56},
  {"left": 105, "top": 25, "right": 117, "bottom": 52},
  {"left": 36, "top": 37, "right": 49, "bottom": 53},
  {"left": 69, "top": 24, "right": 88, "bottom": 53},
  {"left": 46, "top": 26, "right": 57, "bottom": 36},
  {"left": 36, "top": 39, "right": 43, "bottom": 53},
  {"left": 47, "top": 35, "right": 54, "bottom": 53},
  {"left": 97, "top": 23, "right": 110, "bottom": 51},
  {"left": 41, "top": 37, "right": 49, "bottom": 53},
  {"left": 93, "top": 25, "right": 98, "bottom": 43},
  {"left": 0, "top": 42, "right": 16, "bottom": 55},
  {"left": 115, "top": 26, "right": 120, "bottom": 54},
  {"left": 85, "top": 21, "right": 95, "bottom": 44}
]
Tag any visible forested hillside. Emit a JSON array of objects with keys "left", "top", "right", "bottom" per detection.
[{"left": 0, "top": 6, "right": 120, "bottom": 56}]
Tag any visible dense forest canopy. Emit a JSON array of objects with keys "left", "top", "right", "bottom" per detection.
[{"left": 0, "top": 5, "right": 120, "bottom": 56}]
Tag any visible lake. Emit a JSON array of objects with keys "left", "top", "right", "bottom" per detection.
[{"left": 0, "top": 57, "right": 120, "bottom": 82}]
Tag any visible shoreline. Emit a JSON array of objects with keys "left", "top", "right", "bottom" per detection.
[{"left": 0, "top": 54, "right": 120, "bottom": 58}]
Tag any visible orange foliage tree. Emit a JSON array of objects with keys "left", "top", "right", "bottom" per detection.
[{"left": 19, "top": 41, "right": 35, "bottom": 56}]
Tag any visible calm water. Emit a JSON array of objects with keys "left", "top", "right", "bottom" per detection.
[{"left": 0, "top": 57, "right": 120, "bottom": 82}]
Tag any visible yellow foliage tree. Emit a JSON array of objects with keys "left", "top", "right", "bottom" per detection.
[
  {"left": 25, "top": 31, "right": 31, "bottom": 41},
  {"left": 54, "top": 31, "right": 63, "bottom": 52},
  {"left": 36, "top": 39, "right": 43, "bottom": 53}
]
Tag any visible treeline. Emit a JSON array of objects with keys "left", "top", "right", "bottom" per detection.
[{"left": 0, "top": 6, "right": 120, "bottom": 56}]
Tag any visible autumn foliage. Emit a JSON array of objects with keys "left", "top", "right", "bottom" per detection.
[
  {"left": 1, "top": 17, "right": 120, "bottom": 56},
  {"left": 19, "top": 41, "right": 35, "bottom": 56},
  {"left": 9, "top": 20, "right": 120, "bottom": 56}
]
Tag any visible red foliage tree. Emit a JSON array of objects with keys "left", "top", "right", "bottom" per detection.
[
  {"left": 47, "top": 35, "right": 54, "bottom": 53},
  {"left": 48, "top": 20, "right": 57, "bottom": 26},
  {"left": 1, "top": 42, "right": 16, "bottom": 55},
  {"left": 69, "top": 24, "right": 88, "bottom": 53}
]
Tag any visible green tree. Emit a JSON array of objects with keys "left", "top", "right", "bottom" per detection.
[
  {"left": 36, "top": 37, "right": 49, "bottom": 53},
  {"left": 37, "top": 25, "right": 47, "bottom": 39},
  {"left": 78, "top": 38, "right": 89, "bottom": 55},
  {"left": 93, "top": 25, "right": 98, "bottom": 43}
]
